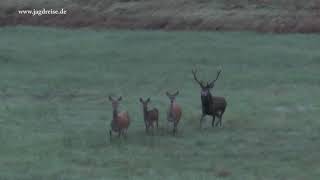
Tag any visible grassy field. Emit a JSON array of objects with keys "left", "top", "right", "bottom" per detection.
[{"left": 0, "top": 26, "right": 320, "bottom": 180}]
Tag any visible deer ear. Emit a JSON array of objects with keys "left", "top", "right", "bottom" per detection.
[
  {"left": 118, "top": 96, "right": 122, "bottom": 101},
  {"left": 108, "top": 96, "right": 113, "bottom": 101},
  {"left": 166, "top": 92, "right": 170, "bottom": 97},
  {"left": 147, "top": 98, "right": 150, "bottom": 102},
  {"left": 139, "top": 98, "right": 143, "bottom": 103}
]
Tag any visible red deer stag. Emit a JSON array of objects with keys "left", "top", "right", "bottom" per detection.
[
  {"left": 108, "top": 96, "right": 130, "bottom": 139},
  {"left": 139, "top": 97, "right": 159, "bottom": 135},
  {"left": 192, "top": 68, "right": 227, "bottom": 128},
  {"left": 166, "top": 91, "right": 182, "bottom": 135}
]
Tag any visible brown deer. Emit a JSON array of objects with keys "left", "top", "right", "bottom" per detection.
[
  {"left": 166, "top": 91, "right": 182, "bottom": 135},
  {"left": 108, "top": 96, "right": 130, "bottom": 139},
  {"left": 192, "top": 68, "right": 227, "bottom": 128},
  {"left": 139, "top": 97, "right": 159, "bottom": 135}
]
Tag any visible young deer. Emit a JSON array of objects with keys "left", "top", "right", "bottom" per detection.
[
  {"left": 166, "top": 91, "right": 182, "bottom": 135},
  {"left": 139, "top": 97, "right": 159, "bottom": 135},
  {"left": 192, "top": 68, "right": 227, "bottom": 128},
  {"left": 108, "top": 96, "right": 130, "bottom": 139}
]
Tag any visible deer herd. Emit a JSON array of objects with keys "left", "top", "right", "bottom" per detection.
[{"left": 108, "top": 68, "right": 227, "bottom": 139}]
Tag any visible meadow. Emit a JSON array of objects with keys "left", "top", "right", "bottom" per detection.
[{"left": 0, "top": 26, "right": 320, "bottom": 179}]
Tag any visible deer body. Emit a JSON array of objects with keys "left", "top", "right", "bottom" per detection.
[
  {"left": 201, "top": 94, "right": 227, "bottom": 127},
  {"left": 111, "top": 111, "right": 130, "bottom": 131},
  {"left": 202, "top": 95, "right": 226, "bottom": 114},
  {"left": 140, "top": 98, "right": 159, "bottom": 134},
  {"left": 166, "top": 91, "right": 182, "bottom": 135},
  {"left": 167, "top": 103, "right": 182, "bottom": 122},
  {"left": 109, "top": 96, "right": 130, "bottom": 139},
  {"left": 192, "top": 68, "right": 227, "bottom": 128}
]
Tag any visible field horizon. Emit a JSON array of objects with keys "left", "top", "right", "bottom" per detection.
[
  {"left": 0, "top": 26, "right": 320, "bottom": 179},
  {"left": 1, "top": 0, "right": 320, "bottom": 33}
]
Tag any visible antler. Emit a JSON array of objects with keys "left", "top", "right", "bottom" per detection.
[
  {"left": 166, "top": 90, "right": 179, "bottom": 97},
  {"left": 173, "top": 90, "right": 179, "bottom": 96},
  {"left": 192, "top": 68, "right": 204, "bottom": 88},
  {"left": 208, "top": 68, "right": 222, "bottom": 88}
]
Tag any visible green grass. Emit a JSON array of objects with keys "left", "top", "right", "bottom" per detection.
[{"left": 0, "top": 26, "right": 320, "bottom": 180}]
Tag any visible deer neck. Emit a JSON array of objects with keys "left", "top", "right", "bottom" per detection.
[
  {"left": 202, "top": 93, "right": 213, "bottom": 105},
  {"left": 112, "top": 108, "right": 118, "bottom": 122},
  {"left": 208, "top": 92, "right": 213, "bottom": 102},
  {"left": 143, "top": 106, "right": 148, "bottom": 120},
  {"left": 169, "top": 101, "right": 175, "bottom": 116}
]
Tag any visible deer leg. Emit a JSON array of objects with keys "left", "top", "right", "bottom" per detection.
[
  {"left": 219, "top": 114, "right": 223, "bottom": 127},
  {"left": 147, "top": 123, "right": 150, "bottom": 133},
  {"left": 145, "top": 121, "right": 148, "bottom": 133},
  {"left": 148, "top": 122, "right": 153, "bottom": 135},
  {"left": 123, "top": 129, "right": 128, "bottom": 139},
  {"left": 151, "top": 122, "right": 155, "bottom": 136},
  {"left": 215, "top": 116, "right": 220, "bottom": 127},
  {"left": 211, "top": 115, "right": 216, "bottom": 127},
  {"left": 156, "top": 119, "right": 159, "bottom": 129},
  {"left": 173, "top": 121, "right": 178, "bottom": 135},
  {"left": 215, "top": 117, "right": 220, "bottom": 127},
  {"left": 118, "top": 130, "right": 121, "bottom": 137},
  {"left": 109, "top": 130, "right": 112, "bottom": 140},
  {"left": 220, "top": 110, "right": 225, "bottom": 127},
  {"left": 200, "top": 114, "right": 205, "bottom": 129},
  {"left": 215, "top": 111, "right": 223, "bottom": 127}
]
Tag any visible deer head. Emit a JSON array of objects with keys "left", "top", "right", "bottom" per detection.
[
  {"left": 166, "top": 90, "right": 179, "bottom": 103},
  {"left": 192, "top": 67, "right": 222, "bottom": 97},
  {"left": 108, "top": 95, "right": 122, "bottom": 110},
  {"left": 139, "top": 97, "right": 151, "bottom": 110}
]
